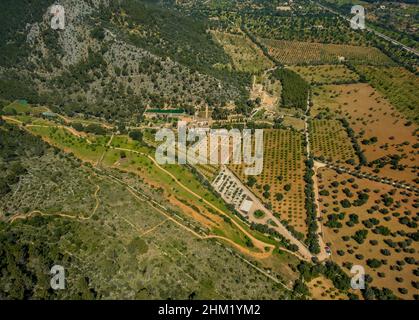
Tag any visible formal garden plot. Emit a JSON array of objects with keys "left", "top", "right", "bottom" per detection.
[
  {"left": 230, "top": 129, "right": 307, "bottom": 237},
  {"left": 289, "top": 65, "right": 360, "bottom": 85},
  {"left": 312, "top": 83, "right": 419, "bottom": 186},
  {"left": 309, "top": 119, "right": 358, "bottom": 165},
  {"left": 212, "top": 31, "right": 274, "bottom": 74},
  {"left": 259, "top": 39, "right": 394, "bottom": 66},
  {"left": 318, "top": 168, "right": 419, "bottom": 300}
]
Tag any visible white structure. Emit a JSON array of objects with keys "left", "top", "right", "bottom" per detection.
[{"left": 239, "top": 199, "right": 253, "bottom": 213}]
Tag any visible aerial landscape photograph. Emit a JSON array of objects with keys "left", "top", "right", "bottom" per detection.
[{"left": 0, "top": 0, "right": 418, "bottom": 306}]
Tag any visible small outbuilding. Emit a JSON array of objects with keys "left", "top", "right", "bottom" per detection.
[{"left": 239, "top": 199, "right": 253, "bottom": 213}]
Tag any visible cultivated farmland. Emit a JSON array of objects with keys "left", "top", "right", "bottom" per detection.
[
  {"left": 312, "top": 83, "right": 419, "bottom": 186},
  {"left": 353, "top": 66, "right": 419, "bottom": 124},
  {"left": 259, "top": 38, "right": 394, "bottom": 65},
  {"left": 212, "top": 31, "right": 274, "bottom": 74},
  {"left": 309, "top": 119, "right": 358, "bottom": 165},
  {"left": 318, "top": 168, "right": 419, "bottom": 300},
  {"left": 230, "top": 129, "right": 307, "bottom": 237},
  {"left": 289, "top": 65, "right": 360, "bottom": 85}
]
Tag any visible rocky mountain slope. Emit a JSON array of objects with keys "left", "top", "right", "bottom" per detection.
[{"left": 0, "top": 0, "right": 250, "bottom": 123}]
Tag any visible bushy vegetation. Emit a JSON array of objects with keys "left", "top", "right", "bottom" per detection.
[
  {"left": 0, "top": 124, "right": 47, "bottom": 197},
  {"left": 304, "top": 158, "right": 320, "bottom": 254},
  {"left": 339, "top": 118, "right": 367, "bottom": 167},
  {"left": 108, "top": 0, "right": 251, "bottom": 99},
  {"left": 297, "top": 261, "right": 351, "bottom": 292}
]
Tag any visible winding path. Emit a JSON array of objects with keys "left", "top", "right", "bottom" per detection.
[{"left": 111, "top": 146, "right": 276, "bottom": 257}]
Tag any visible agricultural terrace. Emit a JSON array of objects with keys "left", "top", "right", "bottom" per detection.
[
  {"left": 289, "top": 65, "right": 360, "bottom": 85},
  {"left": 309, "top": 119, "right": 358, "bottom": 165},
  {"left": 259, "top": 38, "right": 394, "bottom": 65},
  {"left": 212, "top": 31, "right": 274, "bottom": 74},
  {"left": 312, "top": 83, "right": 419, "bottom": 185},
  {"left": 353, "top": 66, "right": 419, "bottom": 124},
  {"left": 230, "top": 129, "right": 307, "bottom": 237},
  {"left": 318, "top": 168, "right": 419, "bottom": 300}
]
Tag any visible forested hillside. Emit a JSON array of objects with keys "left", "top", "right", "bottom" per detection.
[
  {"left": 0, "top": 0, "right": 251, "bottom": 123},
  {"left": 0, "top": 0, "right": 51, "bottom": 67}
]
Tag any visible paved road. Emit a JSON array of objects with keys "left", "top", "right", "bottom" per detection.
[{"left": 214, "top": 166, "right": 315, "bottom": 261}]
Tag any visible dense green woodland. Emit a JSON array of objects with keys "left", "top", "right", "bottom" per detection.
[
  {"left": 0, "top": 0, "right": 52, "bottom": 67},
  {"left": 273, "top": 69, "right": 309, "bottom": 110}
]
